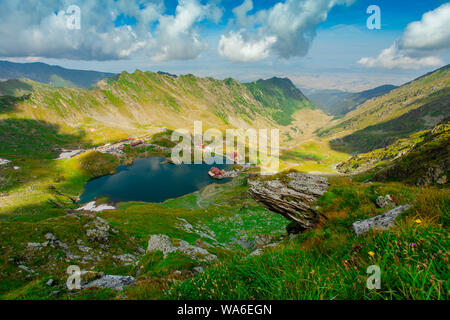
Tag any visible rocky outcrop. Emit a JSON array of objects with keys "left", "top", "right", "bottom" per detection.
[
  {"left": 248, "top": 172, "right": 329, "bottom": 230},
  {"left": 85, "top": 217, "right": 111, "bottom": 243},
  {"left": 353, "top": 204, "right": 411, "bottom": 236},
  {"left": 83, "top": 275, "right": 135, "bottom": 291}
]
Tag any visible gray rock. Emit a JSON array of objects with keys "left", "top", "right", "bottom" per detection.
[
  {"left": 193, "top": 266, "right": 204, "bottom": 274},
  {"left": 248, "top": 172, "right": 329, "bottom": 230},
  {"left": 254, "top": 235, "right": 273, "bottom": 249},
  {"left": 83, "top": 275, "right": 135, "bottom": 291},
  {"left": 147, "top": 234, "right": 217, "bottom": 261},
  {"left": 353, "top": 205, "right": 411, "bottom": 236},
  {"left": 114, "top": 254, "right": 137, "bottom": 265},
  {"left": 248, "top": 249, "right": 263, "bottom": 257},
  {"left": 86, "top": 217, "right": 110, "bottom": 243},
  {"left": 375, "top": 195, "right": 395, "bottom": 208},
  {"left": 18, "top": 265, "right": 35, "bottom": 274},
  {"left": 45, "top": 233, "right": 57, "bottom": 241},
  {"left": 78, "top": 245, "right": 92, "bottom": 253},
  {"left": 26, "top": 242, "right": 42, "bottom": 250},
  {"left": 46, "top": 279, "right": 55, "bottom": 286},
  {"left": 231, "top": 236, "right": 254, "bottom": 249}
]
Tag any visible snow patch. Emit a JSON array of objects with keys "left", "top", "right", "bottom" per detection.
[
  {"left": 57, "top": 150, "right": 84, "bottom": 160},
  {"left": 0, "top": 158, "right": 11, "bottom": 166}
]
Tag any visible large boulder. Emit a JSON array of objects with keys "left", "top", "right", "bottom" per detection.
[
  {"left": 83, "top": 275, "right": 135, "bottom": 291},
  {"left": 248, "top": 172, "right": 329, "bottom": 231}
]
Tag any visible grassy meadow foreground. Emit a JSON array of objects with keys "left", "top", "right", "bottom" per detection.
[{"left": 0, "top": 66, "right": 448, "bottom": 300}]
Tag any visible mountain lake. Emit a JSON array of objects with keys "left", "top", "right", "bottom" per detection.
[{"left": 79, "top": 157, "right": 232, "bottom": 204}]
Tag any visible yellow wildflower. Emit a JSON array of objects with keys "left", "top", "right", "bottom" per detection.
[
  {"left": 415, "top": 219, "right": 422, "bottom": 224},
  {"left": 368, "top": 251, "right": 375, "bottom": 257}
]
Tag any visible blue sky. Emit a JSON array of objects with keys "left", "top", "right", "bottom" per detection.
[{"left": 1, "top": 0, "right": 449, "bottom": 91}]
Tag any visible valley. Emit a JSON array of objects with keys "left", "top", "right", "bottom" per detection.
[{"left": 0, "top": 63, "right": 448, "bottom": 300}]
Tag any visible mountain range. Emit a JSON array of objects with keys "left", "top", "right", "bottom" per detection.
[
  {"left": 305, "top": 84, "right": 398, "bottom": 116},
  {"left": 0, "top": 60, "right": 116, "bottom": 88}
]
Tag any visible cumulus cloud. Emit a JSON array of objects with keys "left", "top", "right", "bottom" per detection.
[
  {"left": 399, "top": 3, "right": 450, "bottom": 51},
  {"left": 358, "top": 44, "right": 443, "bottom": 70},
  {"left": 218, "top": 0, "right": 355, "bottom": 62},
  {"left": 150, "top": 0, "right": 223, "bottom": 62},
  {"left": 0, "top": 0, "right": 221, "bottom": 61},
  {"left": 218, "top": 32, "right": 276, "bottom": 62},
  {"left": 359, "top": 3, "right": 450, "bottom": 70}
]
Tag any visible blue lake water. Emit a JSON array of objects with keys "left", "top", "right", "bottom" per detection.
[{"left": 79, "top": 157, "right": 232, "bottom": 204}]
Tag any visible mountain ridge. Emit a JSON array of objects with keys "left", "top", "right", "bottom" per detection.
[{"left": 0, "top": 60, "right": 116, "bottom": 88}]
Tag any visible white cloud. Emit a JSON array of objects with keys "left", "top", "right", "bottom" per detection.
[
  {"left": 0, "top": 0, "right": 221, "bottom": 61},
  {"left": 150, "top": 0, "right": 223, "bottom": 62},
  {"left": 399, "top": 3, "right": 450, "bottom": 51},
  {"left": 358, "top": 43, "right": 443, "bottom": 70},
  {"left": 359, "top": 3, "right": 450, "bottom": 70},
  {"left": 218, "top": 0, "right": 355, "bottom": 62},
  {"left": 218, "top": 31, "right": 276, "bottom": 62}
]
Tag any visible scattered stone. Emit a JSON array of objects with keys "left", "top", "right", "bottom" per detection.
[
  {"left": 248, "top": 172, "right": 329, "bottom": 231},
  {"left": 18, "top": 265, "right": 35, "bottom": 274},
  {"left": 0, "top": 158, "right": 11, "bottom": 166},
  {"left": 45, "top": 233, "right": 57, "bottom": 241},
  {"left": 147, "top": 234, "right": 217, "bottom": 261},
  {"left": 86, "top": 217, "right": 111, "bottom": 243},
  {"left": 77, "top": 201, "right": 115, "bottom": 212},
  {"left": 375, "top": 195, "right": 396, "bottom": 208},
  {"left": 46, "top": 279, "right": 55, "bottom": 287},
  {"left": 437, "top": 175, "right": 447, "bottom": 185},
  {"left": 417, "top": 164, "right": 448, "bottom": 187},
  {"left": 78, "top": 245, "right": 92, "bottom": 253},
  {"left": 249, "top": 249, "right": 263, "bottom": 257},
  {"left": 83, "top": 275, "right": 135, "bottom": 291},
  {"left": 193, "top": 266, "right": 204, "bottom": 274},
  {"left": 114, "top": 254, "right": 137, "bottom": 265},
  {"left": 26, "top": 242, "right": 42, "bottom": 250},
  {"left": 353, "top": 205, "right": 411, "bottom": 236},
  {"left": 254, "top": 235, "right": 273, "bottom": 249},
  {"left": 231, "top": 236, "right": 254, "bottom": 249}
]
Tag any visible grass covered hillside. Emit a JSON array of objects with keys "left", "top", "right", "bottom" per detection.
[
  {"left": 245, "top": 77, "right": 316, "bottom": 126},
  {"left": 0, "top": 71, "right": 321, "bottom": 148},
  {"left": 337, "top": 119, "right": 449, "bottom": 187},
  {"left": 318, "top": 65, "right": 450, "bottom": 153}
]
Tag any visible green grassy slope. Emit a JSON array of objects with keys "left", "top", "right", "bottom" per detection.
[
  {"left": 245, "top": 77, "right": 316, "bottom": 126},
  {"left": 330, "top": 92, "right": 450, "bottom": 154},
  {"left": 0, "top": 72, "right": 318, "bottom": 148},
  {"left": 337, "top": 119, "right": 449, "bottom": 186},
  {"left": 318, "top": 65, "right": 450, "bottom": 153},
  {"left": 167, "top": 177, "right": 449, "bottom": 300},
  {"left": 330, "top": 85, "right": 398, "bottom": 116}
]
